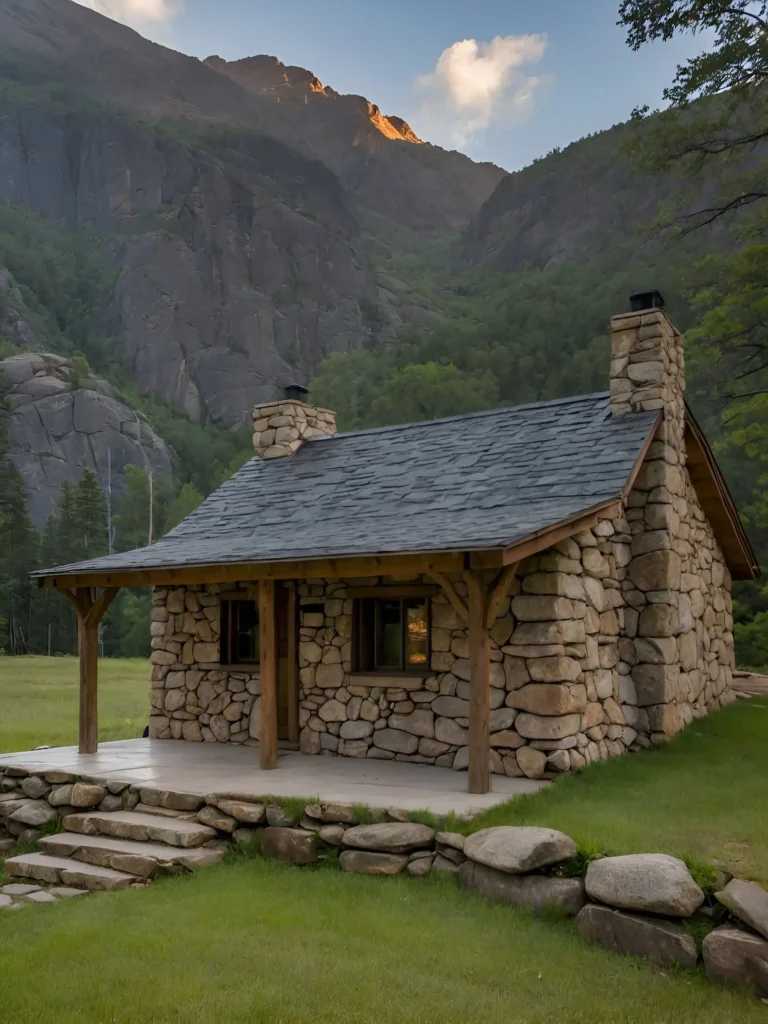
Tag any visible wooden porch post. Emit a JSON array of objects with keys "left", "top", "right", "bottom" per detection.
[
  {"left": 259, "top": 578, "right": 278, "bottom": 769},
  {"left": 464, "top": 570, "right": 491, "bottom": 795},
  {"left": 62, "top": 586, "right": 119, "bottom": 754}
]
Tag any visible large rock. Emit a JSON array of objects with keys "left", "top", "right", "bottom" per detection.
[
  {"left": 339, "top": 851, "right": 408, "bottom": 875},
  {"left": 71, "top": 783, "right": 107, "bottom": 808},
  {"left": 458, "top": 860, "right": 585, "bottom": 916},
  {"left": 372, "top": 729, "right": 418, "bottom": 754},
  {"left": 702, "top": 926, "right": 768, "bottom": 995},
  {"left": 260, "top": 827, "right": 318, "bottom": 865},
  {"left": 0, "top": 352, "right": 172, "bottom": 526},
  {"left": 213, "top": 799, "right": 266, "bottom": 825},
  {"left": 577, "top": 904, "right": 697, "bottom": 969},
  {"left": 716, "top": 878, "right": 768, "bottom": 940},
  {"left": 463, "top": 826, "right": 576, "bottom": 874},
  {"left": 341, "top": 822, "right": 434, "bottom": 853},
  {"left": 585, "top": 854, "right": 704, "bottom": 917},
  {"left": 8, "top": 801, "right": 57, "bottom": 827}
]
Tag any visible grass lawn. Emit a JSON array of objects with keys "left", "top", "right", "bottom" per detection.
[
  {"left": 470, "top": 695, "right": 768, "bottom": 885},
  {"left": 0, "top": 655, "right": 148, "bottom": 753},
  {"left": 0, "top": 859, "right": 763, "bottom": 1024},
  {"left": 0, "top": 662, "right": 767, "bottom": 1020}
]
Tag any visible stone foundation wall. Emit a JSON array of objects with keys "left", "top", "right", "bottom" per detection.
[{"left": 148, "top": 584, "right": 260, "bottom": 744}]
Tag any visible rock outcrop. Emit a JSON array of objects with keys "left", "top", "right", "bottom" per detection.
[{"left": 0, "top": 352, "right": 171, "bottom": 526}]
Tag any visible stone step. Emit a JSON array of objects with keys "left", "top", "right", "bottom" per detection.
[
  {"left": 40, "top": 832, "right": 226, "bottom": 879},
  {"left": 61, "top": 810, "right": 217, "bottom": 848},
  {"left": 4, "top": 852, "right": 136, "bottom": 891}
]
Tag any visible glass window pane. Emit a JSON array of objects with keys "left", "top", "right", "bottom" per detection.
[
  {"left": 235, "top": 601, "right": 259, "bottom": 663},
  {"left": 375, "top": 599, "right": 402, "bottom": 669},
  {"left": 405, "top": 600, "right": 428, "bottom": 667}
]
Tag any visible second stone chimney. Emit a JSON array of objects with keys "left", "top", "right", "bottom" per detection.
[{"left": 252, "top": 384, "right": 337, "bottom": 459}]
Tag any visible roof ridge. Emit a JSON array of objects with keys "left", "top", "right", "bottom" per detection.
[{"left": 307, "top": 391, "right": 610, "bottom": 443}]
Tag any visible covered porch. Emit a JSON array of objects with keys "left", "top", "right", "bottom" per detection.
[{"left": 0, "top": 737, "right": 546, "bottom": 817}]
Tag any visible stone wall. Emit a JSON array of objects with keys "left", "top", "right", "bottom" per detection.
[
  {"left": 610, "top": 307, "right": 734, "bottom": 744},
  {"left": 148, "top": 584, "right": 261, "bottom": 744},
  {"left": 296, "top": 528, "right": 637, "bottom": 780}
]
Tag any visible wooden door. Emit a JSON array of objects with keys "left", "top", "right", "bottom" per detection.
[{"left": 276, "top": 582, "right": 299, "bottom": 744}]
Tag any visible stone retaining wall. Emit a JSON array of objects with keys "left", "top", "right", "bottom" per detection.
[{"left": 3, "top": 764, "right": 765, "bottom": 999}]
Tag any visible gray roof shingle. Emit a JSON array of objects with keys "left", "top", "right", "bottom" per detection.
[{"left": 33, "top": 393, "right": 658, "bottom": 577}]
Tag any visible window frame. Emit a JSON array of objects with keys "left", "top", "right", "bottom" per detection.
[
  {"left": 354, "top": 595, "right": 431, "bottom": 676},
  {"left": 219, "top": 597, "right": 261, "bottom": 667}
]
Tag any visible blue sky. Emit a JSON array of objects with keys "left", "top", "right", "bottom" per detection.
[{"left": 83, "top": 0, "right": 709, "bottom": 171}]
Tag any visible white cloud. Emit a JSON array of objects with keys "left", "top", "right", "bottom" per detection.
[
  {"left": 75, "top": 0, "right": 182, "bottom": 29},
  {"left": 417, "top": 34, "right": 550, "bottom": 148}
]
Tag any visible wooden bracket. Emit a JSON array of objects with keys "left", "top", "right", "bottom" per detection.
[
  {"left": 425, "top": 570, "right": 469, "bottom": 624},
  {"left": 484, "top": 562, "right": 519, "bottom": 629}
]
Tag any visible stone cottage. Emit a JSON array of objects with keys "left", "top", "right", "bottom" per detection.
[{"left": 32, "top": 293, "right": 758, "bottom": 793}]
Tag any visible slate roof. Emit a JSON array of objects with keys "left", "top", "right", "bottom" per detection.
[{"left": 33, "top": 393, "right": 658, "bottom": 578}]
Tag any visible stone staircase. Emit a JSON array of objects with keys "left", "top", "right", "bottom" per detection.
[{"left": 4, "top": 809, "right": 227, "bottom": 891}]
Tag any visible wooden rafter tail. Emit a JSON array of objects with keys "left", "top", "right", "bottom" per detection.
[
  {"left": 425, "top": 569, "right": 469, "bottom": 623},
  {"left": 484, "top": 561, "right": 520, "bottom": 629}
]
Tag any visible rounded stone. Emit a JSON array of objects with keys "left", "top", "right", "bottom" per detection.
[
  {"left": 585, "top": 853, "right": 704, "bottom": 917},
  {"left": 463, "top": 826, "right": 576, "bottom": 874},
  {"left": 341, "top": 822, "right": 434, "bottom": 853}
]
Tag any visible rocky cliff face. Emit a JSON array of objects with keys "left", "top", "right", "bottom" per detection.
[
  {"left": 0, "top": 352, "right": 172, "bottom": 527},
  {"left": 0, "top": 0, "right": 505, "bottom": 430}
]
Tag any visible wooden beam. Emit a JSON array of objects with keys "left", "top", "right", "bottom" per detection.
[
  {"left": 501, "top": 500, "right": 624, "bottom": 566},
  {"left": 425, "top": 570, "right": 469, "bottom": 623},
  {"left": 484, "top": 562, "right": 519, "bottom": 629},
  {"left": 285, "top": 582, "right": 299, "bottom": 745},
  {"left": 259, "top": 579, "right": 279, "bottom": 770},
  {"left": 59, "top": 586, "right": 119, "bottom": 754},
  {"left": 37, "top": 551, "right": 467, "bottom": 591},
  {"left": 346, "top": 585, "right": 439, "bottom": 599},
  {"left": 464, "top": 569, "right": 490, "bottom": 795}
]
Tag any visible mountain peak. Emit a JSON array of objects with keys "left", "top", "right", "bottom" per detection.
[{"left": 204, "top": 53, "right": 422, "bottom": 145}]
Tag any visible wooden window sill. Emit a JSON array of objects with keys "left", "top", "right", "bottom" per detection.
[{"left": 347, "top": 673, "right": 427, "bottom": 690}]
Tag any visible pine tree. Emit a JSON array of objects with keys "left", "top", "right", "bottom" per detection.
[
  {"left": 75, "top": 470, "right": 108, "bottom": 557},
  {"left": 0, "top": 459, "right": 39, "bottom": 654}
]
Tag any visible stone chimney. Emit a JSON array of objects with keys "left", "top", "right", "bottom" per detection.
[
  {"left": 252, "top": 384, "right": 337, "bottom": 459},
  {"left": 609, "top": 290, "right": 685, "bottom": 425}
]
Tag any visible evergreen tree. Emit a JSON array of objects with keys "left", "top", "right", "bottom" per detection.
[
  {"left": 0, "top": 458, "right": 39, "bottom": 654},
  {"left": 75, "top": 470, "right": 108, "bottom": 557}
]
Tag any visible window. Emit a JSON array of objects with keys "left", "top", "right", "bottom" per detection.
[
  {"left": 220, "top": 599, "right": 260, "bottom": 665},
  {"left": 355, "top": 597, "right": 429, "bottom": 674}
]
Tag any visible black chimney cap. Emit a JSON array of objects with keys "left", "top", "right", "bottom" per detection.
[
  {"left": 283, "top": 382, "right": 309, "bottom": 402},
  {"left": 629, "top": 290, "right": 666, "bottom": 312}
]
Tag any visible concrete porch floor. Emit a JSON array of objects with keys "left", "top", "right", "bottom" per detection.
[{"left": 0, "top": 739, "right": 547, "bottom": 817}]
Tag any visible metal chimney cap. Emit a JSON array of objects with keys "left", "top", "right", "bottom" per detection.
[
  {"left": 283, "top": 382, "right": 309, "bottom": 402},
  {"left": 629, "top": 290, "right": 666, "bottom": 312}
]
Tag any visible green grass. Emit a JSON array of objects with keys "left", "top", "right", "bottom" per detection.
[
  {"left": 466, "top": 696, "right": 768, "bottom": 885},
  {"left": 0, "top": 655, "right": 148, "bottom": 753},
  {"left": 0, "top": 860, "right": 762, "bottom": 1023}
]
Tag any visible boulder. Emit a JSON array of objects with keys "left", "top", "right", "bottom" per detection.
[
  {"left": 514, "top": 712, "right": 581, "bottom": 740},
  {"left": 197, "top": 805, "right": 238, "bottom": 832},
  {"left": 463, "top": 826, "right": 576, "bottom": 874},
  {"left": 341, "top": 822, "right": 434, "bottom": 853},
  {"left": 260, "top": 827, "right": 318, "bottom": 865},
  {"left": 577, "top": 904, "right": 698, "bottom": 969},
  {"left": 214, "top": 799, "right": 265, "bottom": 825},
  {"left": 266, "top": 805, "right": 298, "bottom": 827},
  {"left": 585, "top": 854, "right": 704, "bottom": 917},
  {"left": 20, "top": 776, "right": 50, "bottom": 800},
  {"left": 317, "top": 824, "right": 346, "bottom": 846},
  {"left": 372, "top": 729, "right": 418, "bottom": 754},
  {"left": 407, "top": 855, "right": 433, "bottom": 877},
  {"left": 8, "top": 800, "right": 57, "bottom": 827},
  {"left": 458, "top": 860, "right": 585, "bottom": 916},
  {"left": 702, "top": 926, "right": 768, "bottom": 995},
  {"left": 339, "top": 851, "right": 408, "bottom": 875},
  {"left": 716, "top": 878, "right": 768, "bottom": 940},
  {"left": 70, "top": 783, "right": 107, "bottom": 808}
]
